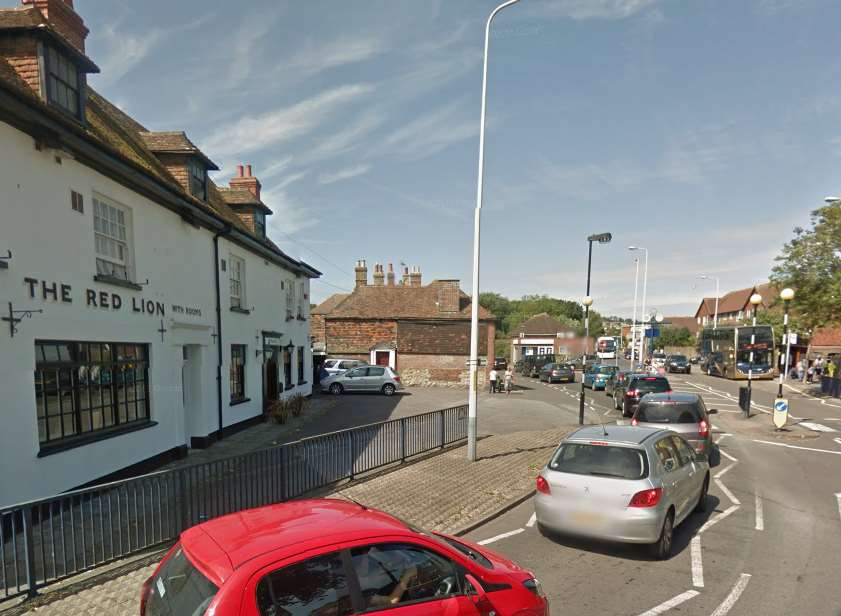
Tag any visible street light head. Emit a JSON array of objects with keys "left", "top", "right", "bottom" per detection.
[
  {"left": 588, "top": 232, "right": 612, "bottom": 244},
  {"left": 582, "top": 295, "right": 594, "bottom": 307},
  {"left": 628, "top": 246, "right": 638, "bottom": 251},
  {"left": 824, "top": 196, "right": 841, "bottom": 204},
  {"left": 780, "top": 287, "right": 795, "bottom": 301},
  {"left": 655, "top": 313, "right": 664, "bottom": 323},
  {"left": 750, "top": 293, "right": 763, "bottom": 306}
]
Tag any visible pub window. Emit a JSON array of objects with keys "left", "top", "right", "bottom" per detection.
[
  {"left": 230, "top": 344, "right": 246, "bottom": 401},
  {"left": 230, "top": 255, "right": 246, "bottom": 309},
  {"left": 297, "top": 346, "right": 305, "bottom": 383},
  {"left": 254, "top": 209, "right": 266, "bottom": 238},
  {"left": 93, "top": 196, "right": 133, "bottom": 280},
  {"left": 34, "top": 341, "right": 150, "bottom": 447},
  {"left": 286, "top": 279, "right": 295, "bottom": 319},
  {"left": 297, "top": 281, "right": 305, "bottom": 317},
  {"left": 284, "top": 348, "right": 293, "bottom": 389},
  {"left": 189, "top": 159, "right": 207, "bottom": 201},
  {"left": 45, "top": 45, "right": 82, "bottom": 119},
  {"left": 71, "top": 190, "right": 84, "bottom": 213}
]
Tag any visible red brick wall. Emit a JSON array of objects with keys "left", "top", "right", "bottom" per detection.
[
  {"left": 155, "top": 153, "right": 191, "bottom": 193},
  {"left": 23, "top": 0, "right": 89, "bottom": 53},
  {"left": 325, "top": 319, "right": 397, "bottom": 354},
  {"left": 397, "top": 320, "right": 490, "bottom": 355},
  {"left": 311, "top": 314, "right": 326, "bottom": 345},
  {"left": 0, "top": 36, "right": 42, "bottom": 95}
]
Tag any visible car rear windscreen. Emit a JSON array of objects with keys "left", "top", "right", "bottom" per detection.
[
  {"left": 549, "top": 443, "right": 648, "bottom": 480},
  {"left": 633, "top": 378, "right": 670, "bottom": 393},
  {"left": 143, "top": 545, "right": 217, "bottom": 616},
  {"left": 597, "top": 366, "right": 616, "bottom": 374},
  {"left": 637, "top": 402, "right": 701, "bottom": 423},
  {"left": 670, "top": 355, "right": 687, "bottom": 361}
]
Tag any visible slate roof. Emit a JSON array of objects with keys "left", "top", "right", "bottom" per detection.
[
  {"left": 320, "top": 284, "right": 493, "bottom": 321},
  {"left": 0, "top": 5, "right": 317, "bottom": 277},
  {"left": 513, "top": 313, "right": 574, "bottom": 338}
]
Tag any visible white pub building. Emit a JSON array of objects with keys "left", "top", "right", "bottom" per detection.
[{"left": 0, "top": 0, "right": 319, "bottom": 506}]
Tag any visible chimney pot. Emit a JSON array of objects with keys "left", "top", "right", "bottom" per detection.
[
  {"left": 236, "top": 164, "right": 244, "bottom": 177},
  {"left": 246, "top": 164, "right": 252, "bottom": 177},
  {"left": 355, "top": 259, "right": 368, "bottom": 288}
]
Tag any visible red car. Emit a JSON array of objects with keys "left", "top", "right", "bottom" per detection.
[{"left": 140, "top": 499, "right": 548, "bottom": 616}]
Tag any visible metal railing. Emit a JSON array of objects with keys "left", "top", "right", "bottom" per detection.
[{"left": 0, "top": 404, "right": 468, "bottom": 601}]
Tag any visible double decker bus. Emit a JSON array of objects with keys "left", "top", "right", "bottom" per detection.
[
  {"left": 698, "top": 325, "right": 776, "bottom": 380},
  {"left": 596, "top": 336, "right": 617, "bottom": 360}
]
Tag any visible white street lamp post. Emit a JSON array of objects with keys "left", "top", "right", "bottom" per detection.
[
  {"left": 630, "top": 258, "right": 640, "bottom": 365},
  {"left": 629, "top": 247, "right": 648, "bottom": 366},
  {"left": 746, "top": 293, "right": 763, "bottom": 410},
  {"left": 700, "top": 274, "right": 720, "bottom": 330},
  {"left": 467, "top": 0, "right": 521, "bottom": 463},
  {"left": 778, "top": 288, "right": 795, "bottom": 397}
]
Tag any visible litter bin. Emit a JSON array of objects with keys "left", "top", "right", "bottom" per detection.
[{"left": 739, "top": 386, "right": 751, "bottom": 417}]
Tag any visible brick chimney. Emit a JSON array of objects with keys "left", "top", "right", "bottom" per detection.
[
  {"left": 229, "top": 163, "right": 261, "bottom": 200},
  {"left": 436, "top": 280, "right": 460, "bottom": 313},
  {"left": 22, "top": 0, "right": 89, "bottom": 53},
  {"left": 409, "top": 266, "right": 422, "bottom": 287},
  {"left": 355, "top": 260, "right": 368, "bottom": 288},
  {"left": 402, "top": 267, "right": 410, "bottom": 286},
  {"left": 386, "top": 263, "right": 395, "bottom": 286},
  {"left": 372, "top": 263, "right": 385, "bottom": 286}
]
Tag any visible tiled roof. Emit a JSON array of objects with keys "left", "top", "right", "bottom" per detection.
[
  {"left": 217, "top": 187, "right": 273, "bottom": 214},
  {"left": 313, "top": 293, "right": 350, "bottom": 315},
  {"left": 811, "top": 327, "right": 841, "bottom": 348},
  {"left": 664, "top": 316, "right": 700, "bottom": 334},
  {"left": 513, "top": 313, "right": 574, "bottom": 338},
  {"left": 323, "top": 284, "right": 493, "bottom": 321},
  {"left": 0, "top": 47, "right": 318, "bottom": 276},
  {"left": 694, "top": 283, "right": 778, "bottom": 317},
  {"left": 139, "top": 131, "right": 218, "bottom": 170}
]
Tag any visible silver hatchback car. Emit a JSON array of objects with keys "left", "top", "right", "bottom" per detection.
[
  {"left": 321, "top": 365, "right": 403, "bottom": 396},
  {"left": 534, "top": 425, "right": 709, "bottom": 559},
  {"left": 631, "top": 392, "right": 717, "bottom": 457}
]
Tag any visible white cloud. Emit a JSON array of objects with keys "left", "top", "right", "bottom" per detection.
[
  {"left": 262, "top": 186, "right": 319, "bottom": 235},
  {"left": 279, "top": 36, "right": 386, "bottom": 78},
  {"left": 379, "top": 101, "right": 477, "bottom": 160},
  {"left": 526, "top": 0, "right": 659, "bottom": 20},
  {"left": 201, "top": 83, "right": 376, "bottom": 157},
  {"left": 273, "top": 171, "right": 309, "bottom": 190},
  {"left": 260, "top": 156, "right": 295, "bottom": 182},
  {"left": 319, "top": 165, "right": 371, "bottom": 185},
  {"left": 299, "top": 113, "right": 383, "bottom": 165},
  {"left": 93, "top": 25, "right": 164, "bottom": 87},
  {"left": 226, "top": 9, "right": 284, "bottom": 87}
]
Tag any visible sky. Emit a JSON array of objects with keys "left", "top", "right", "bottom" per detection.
[{"left": 78, "top": 0, "right": 841, "bottom": 318}]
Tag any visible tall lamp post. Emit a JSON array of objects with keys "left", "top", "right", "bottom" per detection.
[
  {"left": 777, "top": 288, "right": 795, "bottom": 397},
  {"left": 630, "top": 257, "right": 640, "bottom": 366},
  {"left": 579, "top": 295, "right": 594, "bottom": 424},
  {"left": 747, "top": 292, "right": 763, "bottom": 398},
  {"left": 628, "top": 246, "right": 648, "bottom": 367},
  {"left": 700, "top": 274, "right": 720, "bottom": 329},
  {"left": 467, "top": 0, "right": 521, "bottom": 463}
]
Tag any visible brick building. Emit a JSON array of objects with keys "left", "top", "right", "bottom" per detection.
[
  {"left": 312, "top": 261, "right": 495, "bottom": 386},
  {"left": 694, "top": 283, "right": 778, "bottom": 326}
]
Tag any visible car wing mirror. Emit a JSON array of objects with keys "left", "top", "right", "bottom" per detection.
[
  {"left": 464, "top": 574, "right": 487, "bottom": 603},
  {"left": 708, "top": 408, "right": 718, "bottom": 415}
]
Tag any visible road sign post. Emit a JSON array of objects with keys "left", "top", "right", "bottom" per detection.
[{"left": 773, "top": 398, "right": 789, "bottom": 429}]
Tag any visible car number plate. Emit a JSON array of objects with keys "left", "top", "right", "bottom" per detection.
[{"left": 571, "top": 511, "right": 602, "bottom": 525}]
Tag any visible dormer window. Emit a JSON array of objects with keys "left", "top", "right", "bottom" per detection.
[
  {"left": 254, "top": 210, "right": 266, "bottom": 238},
  {"left": 189, "top": 159, "right": 207, "bottom": 200},
  {"left": 45, "top": 45, "right": 82, "bottom": 119}
]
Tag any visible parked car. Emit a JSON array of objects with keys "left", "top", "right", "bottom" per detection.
[
  {"left": 321, "top": 365, "right": 402, "bottom": 396},
  {"left": 522, "top": 354, "right": 555, "bottom": 378},
  {"left": 666, "top": 354, "right": 691, "bottom": 374},
  {"left": 613, "top": 375, "right": 671, "bottom": 417},
  {"left": 631, "top": 392, "right": 717, "bottom": 457},
  {"left": 494, "top": 357, "right": 509, "bottom": 370},
  {"left": 689, "top": 355, "right": 701, "bottom": 365},
  {"left": 583, "top": 364, "right": 619, "bottom": 390},
  {"left": 539, "top": 363, "right": 575, "bottom": 383},
  {"left": 534, "top": 425, "right": 710, "bottom": 560},
  {"left": 140, "top": 499, "right": 550, "bottom": 616},
  {"left": 624, "top": 348, "right": 633, "bottom": 360},
  {"left": 321, "top": 358, "right": 367, "bottom": 379}
]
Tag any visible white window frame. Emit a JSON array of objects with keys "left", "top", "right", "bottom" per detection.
[
  {"left": 93, "top": 195, "right": 134, "bottom": 281},
  {"left": 286, "top": 279, "right": 295, "bottom": 319},
  {"left": 297, "top": 281, "right": 306, "bottom": 317},
  {"left": 230, "top": 254, "right": 246, "bottom": 309}
]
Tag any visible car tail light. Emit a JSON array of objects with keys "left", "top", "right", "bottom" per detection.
[
  {"left": 393, "top": 376, "right": 401, "bottom": 382},
  {"left": 536, "top": 475, "right": 550, "bottom": 495},
  {"left": 140, "top": 576, "right": 154, "bottom": 616},
  {"left": 523, "top": 578, "right": 546, "bottom": 597},
  {"left": 626, "top": 389, "right": 637, "bottom": 398},
  {"left": 628, "top": 487, "right": 662, "bottom": 508},
  {"left": 631, "top": 417, "right": 638, "bottom": 426},
  {"left": 698, "top": 419, "right": 709, "bottom": 438}
]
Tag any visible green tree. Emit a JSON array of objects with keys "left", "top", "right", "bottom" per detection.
[
  {"left": 771, "top": 202, "right": 841, "bottom": 329},
  {"left": 478, "top": 292, "right": 513, "bottom": 326},
  {"left": 657, "top": 327, "right": 695, "bottom": 348}
]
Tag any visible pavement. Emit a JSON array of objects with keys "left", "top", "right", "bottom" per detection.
[{"left": 7, "top": 364, "right": 841, "bottom": 615}]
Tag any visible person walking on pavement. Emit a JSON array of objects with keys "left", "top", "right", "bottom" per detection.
[
  {"left": 489, "top": 368, "right": 498, "bottom": 394},
  {"left": 504, "top": 366, "right": 514, "bottom": 395}
]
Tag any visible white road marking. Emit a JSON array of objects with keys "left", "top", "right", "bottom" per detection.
[
  {"left": 716, "top": 433, "right": 732, "bottom": 442},
  {"left": 755, "top": 494, "right": 764, "bottom": 531},
  {"left": 526, "top": 513, "right": 536, "bottom": 528},
  {"left": 715, "top": 464, "right": 735, "bottom": 479},
  {"left": 797, "top": 421, "right": 837, "bottom": 433},
  {"left": 753, "top": 439, "right": 841, "bottom": 456},
  {"left": 477, "top": 528, "right": 525, "bottom": 545},
  {"left": 691, "top": 536, "right": 704, "bottom": 587},
  {"left": 715, "top": 478, "right": 740, "bottom": 505},
  {"left": 637, "top": 590, "right": 700, "bottom": 616},
  {"left": 835, "top": 493, "right": 841, "bottom": 522},
  {"left": 719, "top": 449, "right": 739, "bottom": 462},
  {"left": 710, "top": 573, "right": 752, "bottom": 616},
  {"left": 698, "top": 504, "right": 740, "bottom": 534},
  {"left": 834, "top": 438, "right": 841, "bottom": 447}
]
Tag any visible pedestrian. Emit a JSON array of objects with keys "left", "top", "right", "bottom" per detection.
[
  {"left": 797, "top": 358, "right": 805, "bottom": 381},
  {"left": 488, "top": 368, "right": 498, "bottom": 394},
  {"left": 504, "top": 366, "right": 514, "bottom": 395},
  {"left": 814, "top": 356, "right": 824, "bottom": 380},
  {"left": 807, "top": 363, "right": 814, "bottom": 384}
]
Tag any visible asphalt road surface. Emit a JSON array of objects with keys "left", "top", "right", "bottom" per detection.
[{"left": 465, "top": 365, "right": 841, "bottom": 616}]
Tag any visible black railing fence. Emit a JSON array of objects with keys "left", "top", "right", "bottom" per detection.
[{"left": 0, "top": 404, "right": 468, "bottom": 601}]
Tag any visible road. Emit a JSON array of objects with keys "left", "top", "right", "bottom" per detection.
[{"left": 465, "top": 364, "right": 841, "bottom": 615}]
